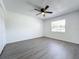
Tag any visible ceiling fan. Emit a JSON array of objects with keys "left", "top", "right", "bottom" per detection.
[{"left": 34, "top": 5, "right": 53, "bottom": 16}]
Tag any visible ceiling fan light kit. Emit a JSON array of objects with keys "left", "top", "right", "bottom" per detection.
[{"left": 42, "top": 12, "right": 45, "bottom": 15}]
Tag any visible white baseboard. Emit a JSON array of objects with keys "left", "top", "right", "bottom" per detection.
[{"left": 44, "top": 35, "right": 79, "bottom": 44}]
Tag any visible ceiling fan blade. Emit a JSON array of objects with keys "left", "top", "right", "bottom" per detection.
[
  {"left": 34, "top": 9, "right": 41, "bottom": 12},
  {"left": 36, "top": 13, "right": 41, "bottom": 15},
  {"left": 45, "top": 5, "right": 49, "bottom": 10},
  {"left": 45, "top": 11, "right": 53, "bottom": 13}
]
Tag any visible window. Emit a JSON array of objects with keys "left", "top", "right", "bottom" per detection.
[{"left": 51, "top": 19, "right": 65, "bottom": 32}]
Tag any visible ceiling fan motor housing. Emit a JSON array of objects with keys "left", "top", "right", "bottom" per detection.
[{"left": 41, "top": 8, "right": 45, "bottom": 12}]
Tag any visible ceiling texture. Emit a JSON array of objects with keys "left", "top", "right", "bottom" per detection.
[{"left": 3, "top": 0, "right": 79, "bottom": 20}]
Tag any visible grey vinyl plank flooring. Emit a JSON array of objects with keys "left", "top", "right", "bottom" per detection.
[{"left": 0, "top": 37, "right": 79, "bottom": 59}]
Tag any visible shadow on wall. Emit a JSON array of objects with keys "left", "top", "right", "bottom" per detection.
[{"left": 0, "top": 0, "right": 6, "bottom": 54}]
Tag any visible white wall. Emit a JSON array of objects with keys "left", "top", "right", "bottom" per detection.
[
  {"left": 6, "top": 11, "right": 43, "bottom": 44},
  {"left": 44, "top": 10, "right": 79, "bottom": 44},
  {"left": 0, "top": 0, "right": 6, "bottom": 54}
]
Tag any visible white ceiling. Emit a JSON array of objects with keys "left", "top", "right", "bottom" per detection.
[{"left": 3, "top": 0, "right": 79, "bottom": 20}]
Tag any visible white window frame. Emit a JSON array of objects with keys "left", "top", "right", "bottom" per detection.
[{"left": 51, "top": 19, "right": 66, "bottom": 32}]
